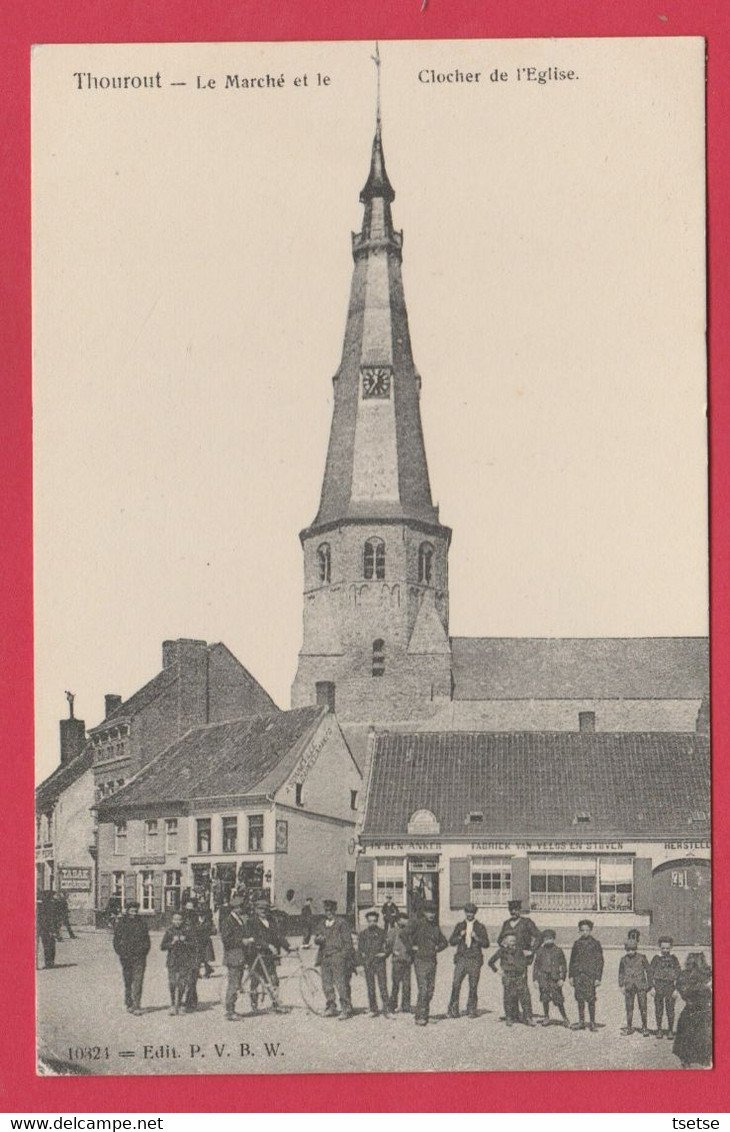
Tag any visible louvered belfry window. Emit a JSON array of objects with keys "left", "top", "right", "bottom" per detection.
[{"left": 372, "top": 638, "right": 386, "bottom": 677}]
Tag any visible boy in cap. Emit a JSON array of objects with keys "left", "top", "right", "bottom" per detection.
[
  {"left": 650, "top": 936, "right": 681, "bottom": 1038},
  {"left": 358, "top": 909, "right": 391, "bottom": 1017},
  {"left": 221, "top": 893, "right": 255, "bottom": 1020},
  {"left": 488, "top": 932, "right": 536, "bottom": 1026},
  {"left": 568, "top": 919, "right": 603, "bottom": 1031},
  {"left": 402, "top": 902, "right": 448, "bottom": 1025},
  {"left": 533, "top": 929, "right": 569, "bottom": 1026},
  {"left": 160, "top": 911, "right": 198, "bottom": 1016},
  {"left": 315, "top": 899, "right": 357, "bottom": 1020},
  {"left": 497, "top": 899, "right": 541, "bottom": 1021},
  {"left": 387, "top": 911, "right": 413, "bottom": 1013},
  {"left": 447, "top": 902, "right": 490, "bottom": 1018},
  {"left": 619, "top": 935, "right": 652, "bottom": 1036}
]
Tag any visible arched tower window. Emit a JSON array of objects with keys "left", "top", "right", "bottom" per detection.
[
  {"left": 364, "top": 537, "right": 385, "bottom": 580},
  {"left": 372, "top": 638, "right": 386, "bottom": 677},
  {"left": 418, "top": 542, "right": 434, "bottom": 584},
  {"left": 317, "top": 543, "right": 331, "bottom": 583}
]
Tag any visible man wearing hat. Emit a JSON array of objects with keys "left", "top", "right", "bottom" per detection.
[
  {"left": 649, "top": 936, "right": 681, "bottom": 1038},
  {"left": 497, "top": 899, "right": 541, "bottom": 1021},
  {"left": 315, "top": 900, "right": 357, "bottom": 1020},
  {"left": 447, "top": 903, "right": 490, "bottom": 1018},
  {"left": 112, "top": 901, "right": 151, "bottom": 1015},
  {"left": 358, "top": 909, "right": 392, "bottom": 1016},
  {"left": 221, "top": 893, "right": 254, "bottom": 1020},
  {"left": 568, "top": 919, "right": 604, "bottom": 1031},
  {"left": 248, "top": 896, "right": 291, "bottom": 1011},
  {"left": 402, "top": 902, "right": 448, "bottom": 1025},
  {"left": 387, "top": 911, "right": 413, "bottom": 1013}
]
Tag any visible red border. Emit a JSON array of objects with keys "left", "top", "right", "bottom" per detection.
[{"left": 2, "top": 0, "right": 727, "bottom": 1113}]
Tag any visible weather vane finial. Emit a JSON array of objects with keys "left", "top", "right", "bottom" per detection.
[
  {"left": 370, "top": 41, "right": 381, "bottom": 128},
  {"left": 64, "top": 690, "right": 75, "bottom": 719}
]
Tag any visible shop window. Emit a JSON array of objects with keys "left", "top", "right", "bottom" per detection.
[
  {"left": 112, "top": 871, "right": 125, "bottom": 909},
  {"left": 317, "top": 543, "right": 331, "bottom": 583},
  {"left": 471, "top": 857, "right": 512, "bottom": 906},
  {"left": 145, "top": 819, "right": 158, "bottom": 853},
  {"left": 248, "top": 814, "right": 264, "bottom": 853},
  {"left": 530, "top": 856, "right": 597, "bottom": 912},
  {"left": 114, "top": 820, "right": 127, "bottom": 855},
  {"left": 418, "top": 542, "right": 434, "bottom": 584},
  {"left": 139, "top": 870, "right": 155, "bottom": 912},
  {"left": 375, "top": 857, "right": 406, "bottom": 905},
  {"left": 165, "top": 818, "right": 178, "bottom": 854},
  {"left": 364, "top": 537, "right": 385, "bottom": 580},
  {"left": 222, "top": 816, "right": 238, "bottom": 853},
  {"left": 164, "top": 870, "right": 182, "bottom": 910},
  {"left": 372, "top": 638, "right": 386, "bottom": 677},
  {"left": 196, "top": 817, "right": 212, "bottom": 854},
  {"left": 598, "top": 856, "right": 634, "bottom": 910}
]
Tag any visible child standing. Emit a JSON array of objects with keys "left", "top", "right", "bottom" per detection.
[
  {"left": 161, "top": 912, "right": 197, "bottom": 1016},
  {"left": 649, "top": 936, "right": 681, "bottom": 1038},
  {"left": 568, "top": 919, "right": 604, "bottom": 1032},
  {"left": 488, "top": 932, "right": 536, "bottom": 1027},
  {"left": 618, "top": 937, "right": 652, "bottom": 1036},
  {"left": 533, "top": 929, "right": 569, "bottom": 1026}
]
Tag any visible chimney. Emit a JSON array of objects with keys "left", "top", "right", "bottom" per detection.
[
  {"left": 59, "top": 717, "right": 86, "bottom": 764},
  {"left": 578, "top": 711, "right": 596, "bottom": 732},
  {"left": 105, "top": 693, "right": 123, "bottom": 718}
]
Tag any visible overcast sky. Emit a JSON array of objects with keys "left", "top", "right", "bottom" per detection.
[{"left": 32, "top": 38, "right": 707, "bottom": 780}]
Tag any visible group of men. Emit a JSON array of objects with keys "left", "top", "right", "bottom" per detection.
[{"left": 35, "top": 891, "right": 76, "bottom": 969}]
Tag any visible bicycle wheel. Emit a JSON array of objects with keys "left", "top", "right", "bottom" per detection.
[{"left": 299, "top": 966, "right": 328, "bottom": 1015}]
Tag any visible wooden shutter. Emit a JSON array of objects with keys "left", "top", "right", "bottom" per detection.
[
  {"left": 124, "top": 872, "right": 137, "bottom": 907},
  {"left": 450, "top": 857, "right": 471, "bottom": 909},
  {"left": 153, "top": 871, "right": 164, "bottom": 913},
  {"left": 356, "top": 857, "right": 375, "bottom": 908},
  {"left": 633, "top": 857, "right": 653, "bottom": 915},
  {"left": 98, "top": 872, "right": 111, "bottom": 911},
  {"left": 511, "top": 857, "right": 530, "bottom": 906}
]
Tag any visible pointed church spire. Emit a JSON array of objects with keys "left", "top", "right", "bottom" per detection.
[{"left": 304, "top": 47, "right": 449, "bottom": 538}]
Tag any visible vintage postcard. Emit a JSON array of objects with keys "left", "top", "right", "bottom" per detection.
[{"left": 33, "top": 37, "right": 709, "bottom": 1077}]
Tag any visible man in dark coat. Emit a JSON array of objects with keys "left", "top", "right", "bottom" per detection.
[
  {"left": 619, "top": 938, "right": 652, "bottom": 1035},
  {"left": 37, "top": 893, "right": 57, "bottom": 969},
  {"left": 358, "top": 909, "right": 391, "bottom": 1016},
  {"left": 403, "top": 902, "right": 448, "bottom": 1026},
  {"left": 533, "top": 929, "right": 569, "bottom": 1025},
  {"left": 112, "top": 902, "right": 151, "bottom": 1014},
  {"left": 497, "top": 900, "right": 541, "bottom": 1020},
  {"left": 221, "top": 894, "right": 254, "bottom": 1020},
  {"left": 315, "top": 899, "right": 357, "bottom": 1020},
  {"left": 568, "top": 919, "right": 604, "bottom": 1031},
  {"left": 488, "top": 932, "right": 536, "bottom": 1026},
  {"left": 650, "top": 936, "right": 682, "bottom": 1038},
  {"left": 248, "top": 897, "right": 290, "bottom": 1011},
  {"left": 381, "top": 893, "right": 400, "bottom": 930},
  {"left": 447, "top": 902, "right": 489, "bottom": 1018}
]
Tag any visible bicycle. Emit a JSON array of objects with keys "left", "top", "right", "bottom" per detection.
[{"left": 222, "top": 947, "right": 328, "bottom": 1017}]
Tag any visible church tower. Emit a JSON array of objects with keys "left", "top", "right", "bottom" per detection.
[{"left": 292, "top": 75, "right": 452, "bottom": 723}]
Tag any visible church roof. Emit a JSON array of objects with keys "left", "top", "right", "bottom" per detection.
[
  {"left": 361, "top": 730, "right": 710, "bottom": 841},
  {"left": 96, "top": 707, "right": 324, "bottom": 811},
  {"left": 451, "top": 637, "right": 709, "bottom": 701}
]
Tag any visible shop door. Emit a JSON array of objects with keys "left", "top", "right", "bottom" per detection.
[
  {"left": 408, "top": 857, "right": 440, "bottom": 920},
  {"left": 650, "top": 859, "right": 711, "bottom": 946}
]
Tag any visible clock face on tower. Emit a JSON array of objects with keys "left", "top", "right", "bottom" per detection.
[{"left": 361, "top": 365, "right": 392, "bottom": 399}]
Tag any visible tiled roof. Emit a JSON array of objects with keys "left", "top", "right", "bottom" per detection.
[
  {"left": 362, "top": 731, "right": 710, "bottom": 841},
  {"left": 97, "top": 707, "right": 324, "bottom": 811},
  {"left": 36, "top": 745, "right": 95, "bottom": 809},
  {"left": 451, "top": 637, "right": 709, "bottom": 701}
]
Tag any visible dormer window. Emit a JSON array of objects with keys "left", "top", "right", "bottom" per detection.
[
  {"left": 364, "top": 537, "right": 385, "bottom": 580},
  {"left": 317, "top": 543, "right": 331, "bottom": 583},
  {"left": 573, "top": 812, "right": 592, "bottom": 825},
  {"left": 468, "top": 811, "right": 484, "bottom": 824},
  {"left": 418, "top": 542, "right": 434, "bottom": 584}
]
